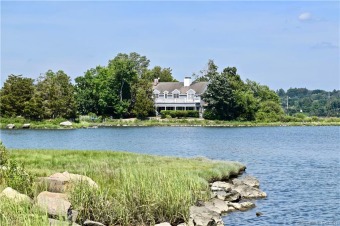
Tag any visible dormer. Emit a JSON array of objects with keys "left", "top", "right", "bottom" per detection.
[
  {"left": 153, "top": 89, "right": 160, "bottom": 99},
  {"left": 172, "top": 89, "right": 180, "bottom": 98}
]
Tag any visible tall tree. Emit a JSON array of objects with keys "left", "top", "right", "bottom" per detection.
[
  {"left": 132, "top": 79, "right": 155, "bottom": 119},
  {"left": 193, "top": 59, "right": 219, "bottom": 82},
  {"left": 142, "top": 66, "right": 177, "bottom": 82},
  {"left": 0, "top": 75, "right": 35, "bottom": 117},
  {"left": 36, "top": 70, "right": 77, "bottom": 119}
]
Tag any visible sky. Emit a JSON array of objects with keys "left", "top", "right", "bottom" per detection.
[{"left": 1, "top": 1, "right": 339, "bottom": 91}]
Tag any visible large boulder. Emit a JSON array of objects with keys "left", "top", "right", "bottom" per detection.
[
  {"left": 22, "top": 123, "right": 31, "bottom": 129},
  {"left": 49, "top": 218, "right": 80, "bottom": 226},
  {"left": 0, "top": 187, "right": 32, "bottom": 203},
  {"left": 204, "top": 199, "right": 229, "bottom": 214},
  {"left": 37, "top": 172, "right": 98, "bottom": 193},
  {"left": 210, "top": 181, "right": 232, "bottom": 191},
  {"left": 188, "top": 206, "right": 223, "bottom": 226},
  {"left": 60, "top": 121, "right": 72, "bottom": 126},
  {"left": 231, "top": 184, "right": 267, "bottom": 199},
  {"left": 83, "top": 220, "right": 105, "bottom": 226},
  {"left": 226, "top": 201, "right": 255, "bottom": 211},
  {"left": 37, "top": 191, "right": 71, "bottom": 216},
  {"left": 61, "top": 171, "right": 98, "bottom": 189},
  {"left": 6, "top": 124, "right": 15, "bottom": 129},
  {"left": 155, "top": 223, "right": 172, "bottom": 226},
  {"left": 232, "top": 176, "right": 260, "bottom": 188}
]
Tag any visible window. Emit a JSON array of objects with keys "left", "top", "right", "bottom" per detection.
[
  {"left": 153, "top": 94, "right": 159, "bottom": 99},
  {"left": 174, "top": 93, "right": 179, "bottom": 98},
  {"left": 165, "top": 93, "right": 168, "bottom": 98}
]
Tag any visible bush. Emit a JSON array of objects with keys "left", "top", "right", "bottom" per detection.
[
  {"left": 0, "top": 142, "right": 33, "bottom": 196},
  {"left": 161, "top": 110, "right": 199, "bottom": 119}
]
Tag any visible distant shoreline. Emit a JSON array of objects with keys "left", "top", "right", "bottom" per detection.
[{"left": 1, "top": 117, "right": 340, "bottom": 129}]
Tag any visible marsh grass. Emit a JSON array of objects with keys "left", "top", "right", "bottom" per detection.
[{"left": 7, "top": 149, "right": 244, "bottom": 225}]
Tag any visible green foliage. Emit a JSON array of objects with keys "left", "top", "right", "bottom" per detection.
[
  {"left": 0, "top": 141, "right": 9, "bottom": 166},
  {"left": 255, "top": 101, "right": 284, "bottom": 122},
  {"left": 10, "top": 149, "right": 244, "bottom": 225},
  {"left": 161, "top": 110, "right": 199, "bottom": 119},
  {"left": 0, "top": 75, "right": 35, "bottom": 118},
  {"left": 143, "top": 66, "right": 177, "bottom": 82},
  {"left": 36, "top": 70, "right": 77, "bottom": 119},
  {"left": 0, "top": 142, "right": 33, "bottom": 196},
  {"left": 132, "top": 79, "right": 155, "bottom": 119},
  {"left": 277, "top": 88, "right": 340, "bottom": 117}
]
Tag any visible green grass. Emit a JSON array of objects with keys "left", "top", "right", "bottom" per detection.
[
  {"left": 2, "top": 149, "right": 245, "bottom": 226},
  {"left": 1, "top": 116, "right": 339, "bottom": 130}
]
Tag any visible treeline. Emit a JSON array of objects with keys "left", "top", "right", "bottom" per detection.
[
  {"left": 0, "top": 52, "right": 177, "bottom": 120},
  {"left": 277, "top": 88, "right": 340, "bottom": 117},
  {"left": 196, "top": 60, "right": 283, "bottom": 121}
]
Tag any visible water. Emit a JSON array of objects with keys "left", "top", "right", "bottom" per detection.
[{"left": 1, "top": 126, "right": 339, "bottom": 225}]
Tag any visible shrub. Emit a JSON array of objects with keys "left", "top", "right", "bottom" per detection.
[
  {"left": 0, "top": 141, "right": 8, "bottom": 165},
  {"left": 161, "top": 110, "right": 199, "bottom": 119}
]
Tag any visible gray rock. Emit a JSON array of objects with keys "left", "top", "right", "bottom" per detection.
[
  {"left": 37, "top": 191, "right": 71, "bottom": 216},
  {"left": 83, "top": 220, "right": 105, "bottom": 226},
  {"left": 232, "top": 176, "right": 260, "bottom": 188},
  {"left": 49, "top": 218, "right": 80, "bottom": 226},
  {"left": 22, "top": 123, "right": 30, "bottom": 129},
  {"left": 210, "top": 181, "right": 232, "bottom": 191},
  {"left": 155, "top": 223, "right": 172, "bottom": 226},
  {"left": 177, "top": 223, "right": 187, "bottom": 226},
  {"left": 223, "top": 190, "right": 241, "bottom": 202},
  {"left": 226, "top": 201, "right": 255, "bottom": 211},
  {"left": 0, "top": 187, "right": 32, "bottom": 203},
  {"left": 212, "top": 190, "right": 228, "bottom": 201},
  {"left": 188, "top": 206, "right": 223, "bottom": 226},
  {"left": 38, "top": 172, "right": 98, "bottom": 192},
  {"left": 60, "top": 121, "right": 72, "bottom": 126},
  {"left": 6, "top": 124, "right": 15, "bottom": 129},
  {"left": 231, "top": 184, "right": 267, "bottom": 199},
  {"left": 204, "top": 199, "right": 229, "bottom": 214}
]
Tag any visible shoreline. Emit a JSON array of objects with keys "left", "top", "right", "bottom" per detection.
[
  {"left": 1, "top": 148, "right": 257, "bottom": 226},
  {"left": 1, "top": 118, "right": 340, "bottom": 130}
]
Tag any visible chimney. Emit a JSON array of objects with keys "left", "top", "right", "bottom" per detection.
[
  {"left": 153, "top": 78, "right": 159, "bottom": 86},
  {"left": 184, "top": 77, "right": 192, "bottom": 86}
]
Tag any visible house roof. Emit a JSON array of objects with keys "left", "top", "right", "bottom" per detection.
[{"left": 153, "top": 82, "right": 208, "bottom": 94}]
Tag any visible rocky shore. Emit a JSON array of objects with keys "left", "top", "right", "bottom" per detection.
[{"left": 0, "top": 169, "right": 266, "bottom": 226}]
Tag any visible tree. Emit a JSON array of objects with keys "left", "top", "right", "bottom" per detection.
[
  {"left": 36, "top": 70, "right": 77, "bottom": 119},
  {"left": 193, "top": 59, "right": 219, "bottom": 82},
  {"left": 132, "top": 79, "right": 155, "bottom": 119},
  {"left": 0, "top": 75, "right": 35, "bottom": 117},
  {"left": 143, "top": 66, "right": 177, "bottom": 82},
  {"left": 202, "top": 72, "right": 239, "bottom": 120}
]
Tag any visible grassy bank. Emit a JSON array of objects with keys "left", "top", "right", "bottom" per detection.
[
  {"left": 1, "top": 116, "right": 340, "bottom": 130},
  {"left": 1, "top": 149, "right": 245, "bottom": 226}
]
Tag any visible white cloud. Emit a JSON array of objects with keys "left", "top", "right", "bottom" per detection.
[{"left": 298, "top": 12, "right": 311, "bottom": 21}]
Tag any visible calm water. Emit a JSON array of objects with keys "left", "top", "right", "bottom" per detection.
[{"left": 1, "top": 126, "right": 339, "bottom": 225}]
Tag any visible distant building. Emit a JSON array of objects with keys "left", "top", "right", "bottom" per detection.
[{"left": 152, "top": 77, "right": 208, "bottom": 116}]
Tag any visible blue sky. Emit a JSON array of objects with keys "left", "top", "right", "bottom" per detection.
[{"left": 1, "top": 1, "right": 339, "bottom": 91}]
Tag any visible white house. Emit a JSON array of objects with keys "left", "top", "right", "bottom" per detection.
[{"left": 152, "top": 77, "right": 208, "bottom": 115}]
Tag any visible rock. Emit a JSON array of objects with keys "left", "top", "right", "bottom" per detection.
[
  {"left": 210, "top": 181, "right": 232, "bottom": 191},
  {"left": 155, "top": 223, "right": 172, "bottom": 226},
  {"left": 38, "top": 172, "right": 98, "bottom": 192},
  {"left": 188, "top": 206, "right": 224, "bottom": 226},
  {"left": 22, "top": 123, "right": 30, "bottom": 129},
  {"left": 83, "top": 220, "right": 106, "bottom": 226},
  {"left": 36, "top": 175, "right": 70, "bottom": 193},
  {"left": 177, "top": 223, "right": 187, "bottom": 226},
  {"left": 204, "top": 199, "right": 229, "bottom": 214},
  {"left": 256, "top": 212, "right": 263, "bottom": 217},
  {"left": 224, "top": 190, "right": 241, "bottom": 202},
  {"left": 212, "top": 190, "right": 228, "bottom": 201},
  {"left": 37, "top": 191, "right": 71, "bottom": 216},
  {"left": 231, "top": 184, "right": 267, "bottom": 199},
  {"left": 62, "top": 171, "right": 98, "bottom": 188},
  {"left": 232, "top": 176, "right": 260, "bottom": 188},
  {"left": 227, "top": 201, "right": 255, "bottom": 211},
  {"left": 60, "top": 121, "right": 72, "bottom": 126},
  {"left": 0, "top": 187, "right": 32, "bottom": 203},
  {"left": 6, "top": 124, "right": 15, "bottom": 129},
  {"left": 49, "top": 218, "right": 80, "bottom": 226}
]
